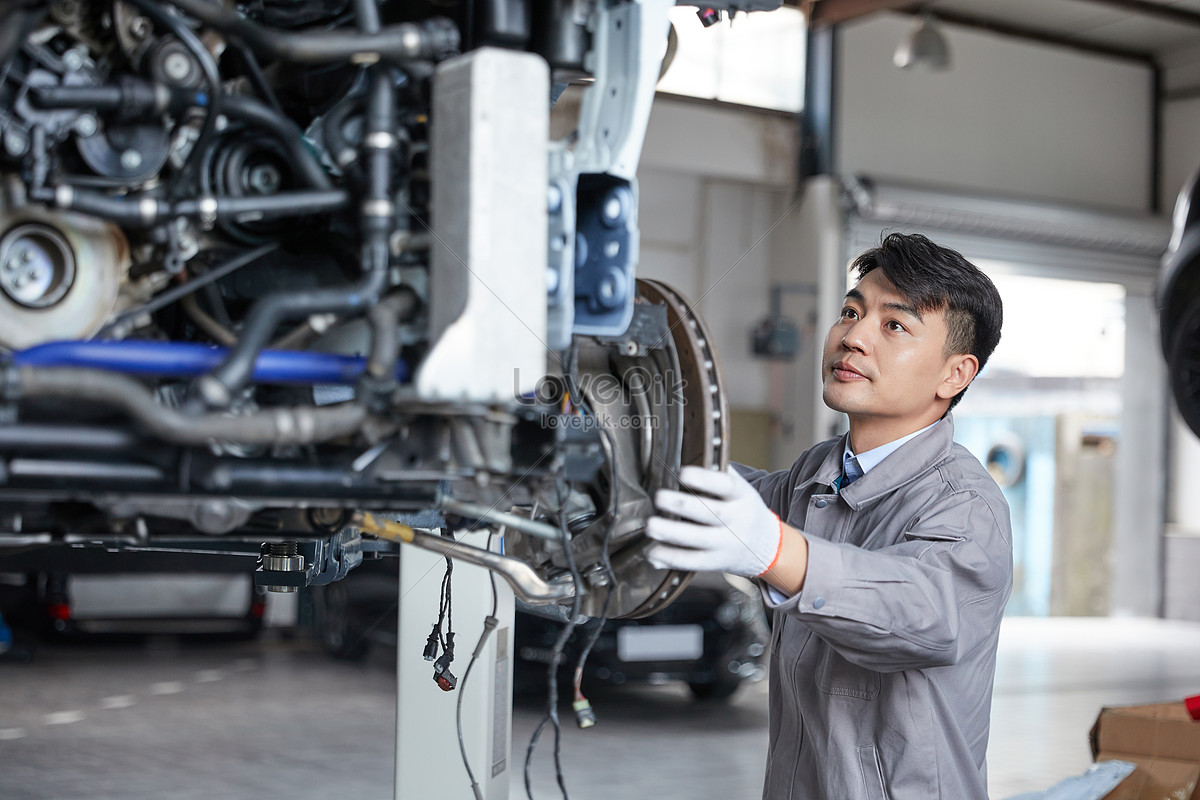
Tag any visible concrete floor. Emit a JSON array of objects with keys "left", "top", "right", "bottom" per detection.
[{"left": 1, "top": 617, "right": 1198, "bottom": 800}]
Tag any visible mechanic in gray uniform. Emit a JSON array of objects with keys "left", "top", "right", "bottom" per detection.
[{"left": 647, "top": 233, "right": 1011, "bottom": 800}]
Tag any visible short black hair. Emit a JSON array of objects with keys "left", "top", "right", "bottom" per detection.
[{"left": 851, "top": 232, "right": 1003, "bottom": 410}]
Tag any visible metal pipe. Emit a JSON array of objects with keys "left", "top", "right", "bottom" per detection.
[
  {"left": 438, "top": 498, "right": 562, "bottom": 542},
  {"left": 44, "top": 187, "right": 348, "bottom": 228},
  {"left": 3, "top": 366, "right": 368, "bottom": 447},
  {"left": 0, "top": 424, "right": 142, "bottom": 452},
  {"left": 354, "top": 513, "right": 575, "bottom": 603}
]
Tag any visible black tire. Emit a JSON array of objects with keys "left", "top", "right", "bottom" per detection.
[
  {"left": 313, "top": 582, "right": 369, "bottom": 661},
  {"left": 688, "top": 679, "right": 741, "bottom": 702}
]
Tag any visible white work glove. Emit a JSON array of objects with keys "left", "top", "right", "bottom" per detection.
[{"left": 646, "top": 465, "right": 783, "bottom": 578}]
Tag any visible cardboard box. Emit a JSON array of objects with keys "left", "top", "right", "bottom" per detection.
[{"left": 1091, "top": 703, "right": 1200, "bottom": 800}]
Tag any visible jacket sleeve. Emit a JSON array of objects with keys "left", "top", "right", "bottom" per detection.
[
  {"left": 732, "top": 462, "right": 798, "bottom": 518},
  {"left": 769, "top": 488, "right": 1012, "bottom": 673}
]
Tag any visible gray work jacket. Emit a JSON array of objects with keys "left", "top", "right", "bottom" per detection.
[{"left": 736, "top": 415, "right": 1012, "bottom": 800}]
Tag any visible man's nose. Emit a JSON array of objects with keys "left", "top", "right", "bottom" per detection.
[{"left": 841, "top": 320, "right": 869, "bottom": 353}]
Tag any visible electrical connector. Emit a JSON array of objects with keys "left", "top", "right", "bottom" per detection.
[
  {"left": 434, "top": 666, "right": 457, "bottom": 692},
  {"left": 423, "top": 625, "right": 440, "bottom": 661},
  {"left": 433, "top": 649, "right": 457, "bottom": 691},
  {"left": 433, "top": 633, "right": 456, "bottom": 691},
  {"left": 572, "top": 698, "right": 596, "bottom": 729}
]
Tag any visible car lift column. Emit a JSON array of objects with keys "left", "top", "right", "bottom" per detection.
[
  {"left": 396, "top": 533, "right": 515, "bottom": 799},
  {"left": 398, "top": 43, "right": 548, "bottom": 800}
]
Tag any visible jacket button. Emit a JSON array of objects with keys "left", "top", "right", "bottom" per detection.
[
  {"left": 814, "top": 498, "right": 827, "bottom": 508},
  {"left": 813, "top": 597, "right": 826, "bottom": 610}
]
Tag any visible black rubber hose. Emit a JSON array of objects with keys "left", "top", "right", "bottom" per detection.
[
  {"left": 354, "top": 0, "right": 381, "bottom": 35},
  {"left": 196, "top": 256, "right": 391, "bottom": 406},
  {"left": 3, "top": 367, "right": 366, "bottom": 447},
  {"left": 364, "top": 289, "right": 417, "bottom": 384},
  {"left": 31, "top": 85, "right": 126, "bottom": 111},
  {"left": 157, "top": 0, "right": 459, "bottom": 64},
  {"left": 220, "top": 94, "right": 330, "bottom": 190},
  {"left": 199, "top": 63, "right": 399, "bottom": 406},
  {"left": 119, "top": 0, "right": 223, "bottom": 199}
]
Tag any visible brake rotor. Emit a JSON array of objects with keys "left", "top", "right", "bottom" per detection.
[
  {"left": 573, "top": 280, "right": 724, "bottom": 618},
  {"left": 501, "top": 279, "right": 730, "bottom": 619}
]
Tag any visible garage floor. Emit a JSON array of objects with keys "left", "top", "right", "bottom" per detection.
[{"left": 1, "top": 617, "right": 1198, "bottom": 800}]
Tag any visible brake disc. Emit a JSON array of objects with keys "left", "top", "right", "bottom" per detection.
[{"left": 506, "top": 279, "right": 729, "bottom": 619}]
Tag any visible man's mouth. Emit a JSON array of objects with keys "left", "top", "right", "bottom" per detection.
[{"left": 831, "top": 361, "right": 867, "bottom": 381}]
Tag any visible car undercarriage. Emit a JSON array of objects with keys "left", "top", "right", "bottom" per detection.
[{"left": 0, "top": 0, "right": 781, "bottom": 622}]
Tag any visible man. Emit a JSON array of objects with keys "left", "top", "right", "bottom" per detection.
[{"left": 647, "top": 233, "right": 1011, "bottom": 800}]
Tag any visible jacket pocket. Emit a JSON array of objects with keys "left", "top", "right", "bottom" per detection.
[
  {"left": 816, "top": 645, "right": 880, "bottom": 700},
  {"left": 857, "top": 746, "right": 890, "bottom": 800}
]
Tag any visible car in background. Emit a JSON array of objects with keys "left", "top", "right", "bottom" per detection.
[
  {"left": 308, "top": 560, "right": 769, "bottom": 702},
  {"left": 0, "top": 545, "right": 266, "bottom": 640}
]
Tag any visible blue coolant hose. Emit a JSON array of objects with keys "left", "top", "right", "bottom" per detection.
[{"left": 13, "top": 340, "right": 409, "bottom": 385}]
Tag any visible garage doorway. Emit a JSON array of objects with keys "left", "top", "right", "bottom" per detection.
[{"left": 953, "top": 273, "right": 1126, "bottom": 616}]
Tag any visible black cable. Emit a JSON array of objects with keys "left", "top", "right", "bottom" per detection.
[
  {"left": 97, "top": 243, "right": 278, "bottom": 339},
  {"left": 523, "top": 478, "right": 583, "bottom": 800},
  {"left": 233, "top": 42, "right": 283, "bottom": 115},
  {"left": 457, "top": 532, "right": 499, "bottom": 800},
  {"left": 560, "top": 343, "right": 619, "bottom": 714},
  {"left": 119, "top": 0, "right": 222, "bottom": 200}
]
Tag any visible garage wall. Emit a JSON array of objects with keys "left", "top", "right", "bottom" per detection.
[
  {"left": 635, "top": 98, "right": 799, "bottom": 459},
  {"left": 1162, "top": 96, "right": 1200, "bottom": 211},
  {"left": 837, "top": 13, "right": 1154, "bottom": 212}
]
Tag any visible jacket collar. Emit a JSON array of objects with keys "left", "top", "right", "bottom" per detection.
[{"left": 799, "top": 414, "right": 956, "bottom": 510}]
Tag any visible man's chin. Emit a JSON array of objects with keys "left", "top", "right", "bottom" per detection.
[{"left": 822, "top": 386, "right": 853, "bottom": 414}]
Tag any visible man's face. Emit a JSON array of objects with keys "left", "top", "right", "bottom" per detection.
[{"left": 822, "top": 270, "right": 971, "bottom": 445}]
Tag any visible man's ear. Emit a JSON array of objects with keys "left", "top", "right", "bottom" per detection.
[{"left": 936, "top": 354, "right": 979, "bottom": 401}]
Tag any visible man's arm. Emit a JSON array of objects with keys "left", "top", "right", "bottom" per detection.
[
  {"left": 731, "top": 462, "right": 795, "bottom": 516},
  {"left": 768, "top": 491, "right": 1012, "bottom": 672}
]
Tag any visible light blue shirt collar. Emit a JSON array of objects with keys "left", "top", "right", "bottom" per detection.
[{"left": 843, "top": 420, "right": 939, "bottom": 476}]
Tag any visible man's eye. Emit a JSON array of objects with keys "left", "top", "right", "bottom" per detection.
[
  {"left": 841, "top": 307, "right": 858, "bottom": 320},
  {"left": 886, "top": 320, "right": 906, "bottom": 333}
]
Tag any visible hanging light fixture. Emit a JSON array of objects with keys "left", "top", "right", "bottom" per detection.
[{"left": 894, "top": 13, "right": 952, "bottom": 71}]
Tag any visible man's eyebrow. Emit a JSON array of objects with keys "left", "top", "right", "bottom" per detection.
[
  {"left": 843, "top": 288, "right": 925, "bottom": 322},
  {"left": 883, "top": 301, "right": 923, "bottom": 322}
]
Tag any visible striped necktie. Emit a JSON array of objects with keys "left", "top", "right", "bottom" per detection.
[{"left": 840, "top": 451, "right": 863, "bottom": 491}]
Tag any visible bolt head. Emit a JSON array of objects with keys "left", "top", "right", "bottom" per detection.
[
  {"left": 62, "top": 49, "right": 84, "bottom": 72},
  {"left": 75, "top": 114, "right": 98, "bottom": 137},
  {"left": 163, "top": 52, "right": 192, "bottom": 82},
  {"left": 120, "top": 149, "right": 143, "bottom": 170},
  {"left": 603, "top": 196, "right": 622, "bottom": 222},
  {"left": 129, "top": 16, "right": 151, "bottom": 40},
  {"left": 3, "top": 130, "right": 28, "bottom": 157}
]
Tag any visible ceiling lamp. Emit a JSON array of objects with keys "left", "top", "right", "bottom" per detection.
[{"left": 894, "top": 14, "right": 952, "bottom": 71}]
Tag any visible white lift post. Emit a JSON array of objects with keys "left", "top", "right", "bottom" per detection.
[
  {"left": 396, "top": 533, "right": 515, "bottom": 799},
  {"left": 398, "top": 44, "right": 549, "bottom": 800}
]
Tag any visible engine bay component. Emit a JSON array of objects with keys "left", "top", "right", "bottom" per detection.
[
  {"left": 1162, "top": 168, "right": 1200, "bottom": 436},
  {"left": 0, "top": 183, "right": 129, "bottom": 348},
  {"left": 0, "top": 0, "right": 758, "bottom": 624}
]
